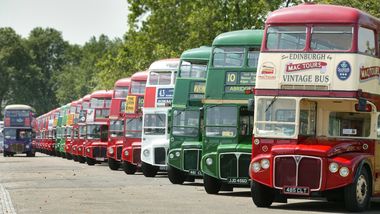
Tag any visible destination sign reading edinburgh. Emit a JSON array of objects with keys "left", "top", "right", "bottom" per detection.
[
  {"left": 360, "top": 66, "right": 380, "bottom": 80},
  {"left": 286, "top": 61, "right": 327, "bottom": 72},
  {"left": 288, "top": 53, "right": 327, "bottom": 60}
]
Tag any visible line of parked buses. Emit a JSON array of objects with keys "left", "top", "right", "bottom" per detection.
[{"left": 9, "top": 4, "right": 380, "bottom": 212}]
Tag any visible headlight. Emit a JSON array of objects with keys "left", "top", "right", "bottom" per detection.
[
  {"left": 329, "top": 162, "right": 339, "bottom": 173},
  {"left": 78, "top": 147, "right": 82, "bottom": 151},
  {"left": 339, "top": 167, "right": 349, "bottom": 177},
  {"left": 4, "top": 144, "right": 9, "bottom": 149},
  {"left": 108, "top": 147, "right": 114, "bottom": 154},
  {"left": 175, "top": 151, "right": 180, "bottom": 157},
  {"left": 252, "top": 162, "right": 261, "bottom": 173},
  {"left": 206, "top": 157, "right": 213, "bottom": 166},
  {"left": 73, "top": 147, "right": 76, "bottom": 151},
  {"left": 143, "top": 149, "right": 150, "bottom": 157},
  {"left": 260, "top": 159, "right": 270, "bottom": 169},
  {"left": 169, "top": 153, "right": 174, "bottom": 159},
  {"left": 124, "top": 150, "right": 129, "bottom": 156},
  {"left": 86, "top": 148, "right": 90, "bottom": 153},
  {"left": 26, "top": 145, "right": 30, "bottom": 149}
]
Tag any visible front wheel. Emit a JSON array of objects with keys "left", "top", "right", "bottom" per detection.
[
  {"left": 141, "top": 162, "right": 158, "bottom": 177},
  {"left": 66, "top": 153, "right": 73, "bottom": 160},
  {"left": 108, "top": 158, "right": 120, "bottom": 170},
  {"left": 26, "top": 152, "right": 35, "bottom": 157},
  {"left": 251, "top": 180, "right": 275, "bottom": 207},
  {"left": 86, "top": 157, "right": 96, "bottom": 166},
  {"left": 122, "top": 161, "right": 137, "bottom": 175},
  {"left": 344, "top": 168, "right": 371, "bottom": 212},
  {"left": 203, "top": 174, "right": 221, "bottom": 194},
  {"left": 168, "top": 165, "right": 186, "bottom": 184},
  {"left": 78, "top": 156, "right": 86, "bottom": 164}
]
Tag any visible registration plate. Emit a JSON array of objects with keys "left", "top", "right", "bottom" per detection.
[
  {"left": 188, "top": 169, "right": 202, "bottom": 176},
  {"left": 95, "top": 157, "right": 105, "bottom": 161},
  {"left": 227, "top": 177, "right": 249, "bottom": 185},
  {"left": 283, "top": 186, "right": 310, "bottom": 196}
]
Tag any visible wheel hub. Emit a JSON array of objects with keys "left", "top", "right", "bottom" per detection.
[{"left": 356, "top": 175, "right": 367, "bottom": 204}]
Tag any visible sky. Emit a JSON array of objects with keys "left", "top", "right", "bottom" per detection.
[{"left": 0, "top": 0, "right": 129, "bottom": 45}]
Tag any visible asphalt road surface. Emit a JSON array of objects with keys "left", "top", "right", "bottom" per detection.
[{"left": 0, "top": 153, "right": 379, "bottom": 214}]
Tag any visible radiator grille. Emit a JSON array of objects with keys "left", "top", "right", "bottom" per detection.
[
  {"left": 154, "top": 147, "right": 166, "bottom": 165},
  {"left": 274, "top": 156, "right": 322, "bottom": 190}
]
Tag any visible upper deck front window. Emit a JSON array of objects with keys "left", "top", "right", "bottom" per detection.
[
  {"left": 131, "top": 81, "right": 146, "bottom": 94},
  {"left": 311, "top": 26, "right": 353, "bottom": 51},
  {"left": 266, "top": 26, "right": 306, "bottom": 50},
  {"left": 149, "top": 71, "right": 172, "bottom": 85},
  {"left": 255, "top": 98, "right": 296, "bottom": 138},
  {"left": 213, "top": 47, "right": 244, "bottom": 68},
  {"left": 180, "top": 61, "right": 208, "bottom": 78},
  {"left": 114, "top": 87, "right": 129, "bottom": 99}
]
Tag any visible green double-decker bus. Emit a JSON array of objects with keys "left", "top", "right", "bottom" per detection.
[
  {"left": 168, "top": 46, "right": 211, "bottom": 184},
  {"left": 55, "top": 104, "right": 68, "bottom": 157},
  {"left": 201, "top": 30, "right": 262, "bottom": 194}
]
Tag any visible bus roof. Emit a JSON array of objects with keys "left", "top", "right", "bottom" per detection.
[
  {"left": 149, "top": 58, "right": 180, "bottom": 70},
  {"left": 131, "top": 70, "right": 148, "bottom": 81},
  {"left": 4, "top": 104, "right": 35, "bottom": 112},
  {"left": 114, "top": 78, "right": 131, "bottom": 88},
  {"left": 212, "top": 29, "right": 263, "bottom": 47},
  {"left": 90, "top": 90, "right": 113, "bottom": 98},
  {"left": 267, "top": 3, "right": 380, "bottom": 28},
  {"left": 180, "top": 46, "right": 211, "bottom": 62},
  {"left": 82, "top": 94, "right": 91, "bottom": 101}
]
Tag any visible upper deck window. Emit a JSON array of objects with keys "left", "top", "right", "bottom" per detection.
[
  {"left": 149, "top": 71, "right": 172, "bottom": 85},
  {"left": 82, "top": 102, "right": 89, "bottom": 111},
  {"left": 248, "top": 47, "right": 260, "bottom": 68},
  {"left": 358, "top": 27, "right": 376, "bottom": 55},
  {"left": 311, "top": 26, "right": 353, "bottom": 51},
  {"left": 213, "top": 47, "right": 244, "bottom": 67},
  {"left": 131, "top": 81, "right": 146, "bottom": 94},
  {"left": 266, "top": 26, "right": 306, "bottom": 50},
  {"left": 114, "top": 86, "right": 129, "bottom": 99},
  {"left": 180, "top": 61, "right": 207, "bottom": 78}
]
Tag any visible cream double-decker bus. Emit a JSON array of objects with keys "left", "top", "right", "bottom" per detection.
[{"left": 249, "top": 3, "right": 380, "bottom": 212}]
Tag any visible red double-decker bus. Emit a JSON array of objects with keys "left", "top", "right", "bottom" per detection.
[
  {"left": 84, "top": 90, "right": 113, "bottom": 165},
  {"left": 75, "top": 94, "right": 91, "bottom": 163},
  {"left": 249, "top": 3, "right": 380, "bottom": 212},
  {"left": 107, "top": 78, "right": 131, "bottom": 170},
  {"left": 121, "top": 71, "right": 148, "bottom": 174}
]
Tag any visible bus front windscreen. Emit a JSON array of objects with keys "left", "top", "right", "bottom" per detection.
[
  {"left": 143, "top": 114, "right": 166, "bottom": 135},
  {"left": 213, "top": 47, "right": 244, "bottom": 68},
  {"left": 205, "top": 106, "right": 237, "bottom": 137},
  {"left": 110, "top": 120, "right": 124, "bottom": 137},
  {"left": 255, "top": 97, "right": 296, "bottom": 138},
  {"left": 125, "top": 118, "right": 143, "bottom": 138},
  {"left": 86, "top": 125, "right": 101, "bottom": 139},
  {"left": 172, "top": 110, "right": 200, "bottom": 137}
]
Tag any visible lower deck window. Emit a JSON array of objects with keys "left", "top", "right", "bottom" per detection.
[{"left": 329, "top": 112, "right": 371, "bottom": 137}]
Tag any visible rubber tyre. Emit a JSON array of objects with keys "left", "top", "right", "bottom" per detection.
[
  {"left": 168, "top": 165, "right": 186, "bottom": 184},
  {"left": 73, "top": 155, "right": 78, "bottom": 162},
  {"left": 66, "top": 153, "right": 73, "bottom": 160},
  {"left": 251, "top": 180, "right": 275, "bottom": 207},
  {"left": 26, "top": 152, "right": 36, "bottom": 157},
  {"left": 108, "top": 158, "right": 120, "bottom": 170},
  {"left": 203, "top": 174, "right": 221, "bottom": 194},
  {"left": 141, "top": 162, "right": 158, "bottom": 177},
  {"left": 78, "top": 156, "right": 86, "bottom": 164},
  {"left": 86, "top": 157, "right": 96, "bottom": 166},
  {"left": 344, "top": 168, "right": 371, "bottom": 212},
  {"left": 56, "top": 151, "right": 61, "bottom": 157},
  {"left": 122, "top": 161, "right": 137, "bottom": 175},
  {"left": 3, "top": 152, "right": 7, "bottom": 157}
]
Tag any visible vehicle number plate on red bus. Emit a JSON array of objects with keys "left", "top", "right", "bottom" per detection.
[
  {"left": 227, "top": 178, "right": 249, "bottom": 185},
  {"left": 283, "top": 186, "right": 310, "bottom": 196}
]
